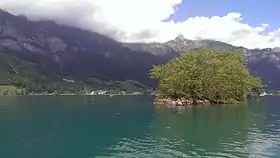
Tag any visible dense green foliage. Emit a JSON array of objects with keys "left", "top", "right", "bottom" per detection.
[
  {"left": 150, "top": 48, "right": 263, "bottom": 104},
  {"left": 0, "top": 85, "right": 25, "bottom": 95}
]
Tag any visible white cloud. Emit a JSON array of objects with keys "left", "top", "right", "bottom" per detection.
[{"left": 0, "top": 0, "right": 280, "bottom": 49}]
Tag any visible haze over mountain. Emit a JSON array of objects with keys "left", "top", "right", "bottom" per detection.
[
  {"left": 1, "top": 9, "right": 280, "bottom": 90},
  {"left": 1, "top": 0, "right": 280, "bottom": 49}
]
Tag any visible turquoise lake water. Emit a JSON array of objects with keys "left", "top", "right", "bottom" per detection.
[{"left": 0, "top": 96, "right": 280, "bottom": 158}]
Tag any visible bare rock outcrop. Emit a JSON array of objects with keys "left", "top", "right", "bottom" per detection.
[{"left": 154, "top": 97, "right": 211, "bottom": 108}]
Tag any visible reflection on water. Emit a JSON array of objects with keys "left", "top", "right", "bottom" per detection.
[
  {"left": 152, "top": 103, "right": 264, "bottom": 157},
  {"left": 100, "top": 97, "right": 280, "bottom": 158},
  {"left": 0, "top": 96, "right": 280, "bottom": 157}
]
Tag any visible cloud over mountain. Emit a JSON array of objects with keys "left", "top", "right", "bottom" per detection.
[{"left": 1, "top": 0, "right": 280, "bottom": 49}]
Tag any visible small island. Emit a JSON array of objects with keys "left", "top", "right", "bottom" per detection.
[{"left": 149, "top": 48, "right": 263, "bottom": 108}]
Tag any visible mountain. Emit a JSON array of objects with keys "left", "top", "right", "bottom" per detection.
[
  {"left": 123, "top": 34, "right": 235, "bottom": 55},
  {"left": 0, "top": 52, "right": 84, "bottom": 94},
  {"left": 123, "top": 36, "right": 280, "bottom": 90},
  {"left": 0, "top": 10, "right": 168, "bottom": 93},
  {"left": 1, "top": 9, "right": 280, "bottom": 91}
]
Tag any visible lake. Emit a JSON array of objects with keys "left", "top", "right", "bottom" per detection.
[{"left": 0, "top": 96, "right": 280, "bottom": 158}]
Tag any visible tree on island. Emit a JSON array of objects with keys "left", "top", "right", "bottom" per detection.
[{"left": 149, "top": 48, "right": 263, "bottom": 105}]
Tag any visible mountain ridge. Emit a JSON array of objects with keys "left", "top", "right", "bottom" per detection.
[
  {"left": 123, "top": 36, "right": 280, "bottom": 90},
  {"left": 1, "top": 9, "right": 280, "bottom": 90}
]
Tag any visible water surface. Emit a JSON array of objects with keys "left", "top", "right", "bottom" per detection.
[{"left": 0, "top": 96, "right": 280, "bottom": 157}]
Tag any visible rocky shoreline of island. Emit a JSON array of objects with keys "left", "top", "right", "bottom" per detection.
[{"left": 154, "top": 97, "right": 211, "bottom": 108}]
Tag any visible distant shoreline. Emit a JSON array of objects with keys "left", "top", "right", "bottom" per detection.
[{"left": 0, "top": 93, "right": 155, "bottom": 96}]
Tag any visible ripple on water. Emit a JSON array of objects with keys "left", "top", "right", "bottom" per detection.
[
  {"left": 244, "top": 126, "right": 280, "bottom": 158},
  {"left": 99, "top": 134, "right": 247, "bottom": 158},
  {"left": 0, "top": 107, "right": 9, "bottom": 113},
  {"left": 99, "top": 135, "right": 196, "bottom": 158},
  {"left": 97, "top": 114, "right": 280, "bottom": 158}
]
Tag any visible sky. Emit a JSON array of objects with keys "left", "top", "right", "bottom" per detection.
[{"left": 0, "top": 0, "right": 280, "bottom": 49}]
